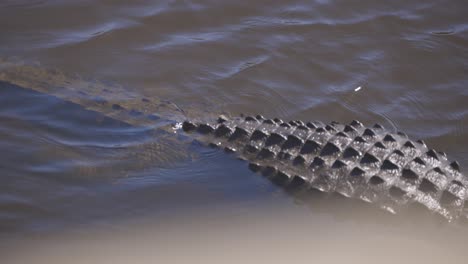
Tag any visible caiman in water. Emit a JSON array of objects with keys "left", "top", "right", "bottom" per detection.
[{"left": 0, "top": 59, "right": 466, "bottom": 222}]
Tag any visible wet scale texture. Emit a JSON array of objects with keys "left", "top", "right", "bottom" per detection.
[{"left": 183, "top": 115, "right": 466, "bottom": 222}]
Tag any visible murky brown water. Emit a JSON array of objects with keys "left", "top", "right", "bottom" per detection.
[{"left": 1, "top": 1, "right": 468, "bottom": 263}]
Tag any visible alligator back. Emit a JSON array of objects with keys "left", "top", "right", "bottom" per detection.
[
  {"left": 182, "top": 115, "right": 467, "bottom": 222},
  {"left": 2, "top": 59, "right": 466, "bottom": 222},
  {"left": 0, "top": 59, "right": 195, "bottom": 169},
  {"left": 0, "top": 58, "right": 187, "bottom": 128}
]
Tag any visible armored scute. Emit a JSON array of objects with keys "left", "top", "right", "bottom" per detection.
[{"left": 182, "top": 115, "right": 466, "bottom": 222}]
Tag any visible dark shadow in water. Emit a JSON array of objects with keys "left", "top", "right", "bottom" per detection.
[{"left": 0, "top": 81, "right": 200, "bottom": 234}]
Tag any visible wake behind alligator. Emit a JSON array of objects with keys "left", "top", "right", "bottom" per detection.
[{"left": 1, "top": 59, "right": 466, "bottom": 222}]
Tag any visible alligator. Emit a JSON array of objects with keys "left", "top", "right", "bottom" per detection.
[{"left": 0, "top": 59, "right": 466, "bottom": 222}]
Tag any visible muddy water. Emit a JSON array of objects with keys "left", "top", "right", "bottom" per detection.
[{"left": 0, "top": 1, "right": 468, "bottom": 263}]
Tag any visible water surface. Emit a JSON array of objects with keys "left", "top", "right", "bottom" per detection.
[{"left": 1, "top": 0, "right": 467, "bottom": 262}]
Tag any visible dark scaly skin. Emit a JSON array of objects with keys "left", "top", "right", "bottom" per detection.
[
  {"left": 1, "top": 59, "right": 466, "bottom": 222},
  {"left": 182, "top": 115, "right": 466, "bottom": 222}
]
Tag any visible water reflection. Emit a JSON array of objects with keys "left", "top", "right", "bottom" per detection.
[{"left": 0, "top": 0, "right": 467, "bottom": 261}]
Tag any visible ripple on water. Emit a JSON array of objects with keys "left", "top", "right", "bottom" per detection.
[
  {"left": 140, "top": 31, "right": 229, "bottom": 52},
  {"left": 0, "top": 0, "right": 46, "bottom": 8},
  {"left": 209, "top": 55, "right": 270, "bottom": 81},
  {"left": 41, "top": 20, "right": 140, "bottom": 49},
  {"left": 0, "top": 0, "right": 467, "bottom": 240}
]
